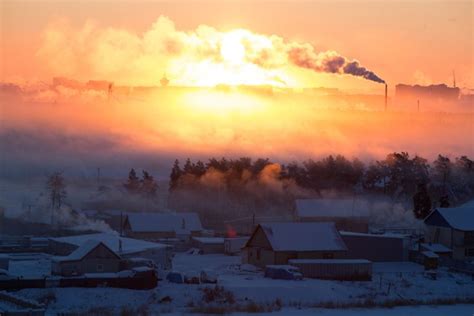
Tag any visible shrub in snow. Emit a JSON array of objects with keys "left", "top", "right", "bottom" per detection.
[
  {"left": 201, "top": 285, "right": 235, "bottom": 304},
  {"left": 38, "top": 290, "right": 56, "bottom": 306}
]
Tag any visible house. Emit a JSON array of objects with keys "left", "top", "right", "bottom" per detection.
[
  {"left": 424, "top": 201, "right": 474, "bottom": 260},
  {"left": 295, "top": 199, "right": 370, "bottom": 233},
  {"left": 192, "top": 237, "right": 225, "bottom": 254},
  {"left": 123, "top": 212, "right": 203, "bottom": 241},
  {"left": 340, "top": 231, "right": 411, "bottom": 262},
  {"left": 52, "top": 240, "right": 121, "bottom": 276},
  {"left": 242, "top": 222, "right": 347, "bottom": 267},
  {"left": 50, "top": 233, "right": 173, "bottom": 270}
]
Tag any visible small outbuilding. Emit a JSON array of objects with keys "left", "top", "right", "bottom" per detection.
[
  {"left": 52, "top": 240, "right": 121, "bottom": 276},
  {"left": 224, "top": 237, "right": 250, "bottom": 255},
  {"left": 191, "top": 237, "right": 225, "bottom": 254},
  {"left": 242, "top": 222, "right": 347, "bottom": 267},
  {"left": 419, "top": 243, "right": 452, "bottom": 258},
  {"left": 340, "top": 231, "right": 410, "bottom": 262},
  {"left": 295, "top": 199, "right": 370, "bottom": 233}
]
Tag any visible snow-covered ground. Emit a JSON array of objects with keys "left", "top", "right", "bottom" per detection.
[{"left": 10, "top": 253, "right": 474, "bottom": 315}]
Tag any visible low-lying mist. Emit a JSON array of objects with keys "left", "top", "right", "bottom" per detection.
[{"left": 1, "top": 85, "right": 472, "bottom": 181}]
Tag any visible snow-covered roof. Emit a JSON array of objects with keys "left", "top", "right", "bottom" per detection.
[
  {"left": 340, "top": 231, "right": 408, "bottom": 239},
  {"left": 125, "top": 212, "right": 202, "bottom": 233},
  {"left": 426, "top": 201, "right": 474, "bottom": 231},
  {"left": 289, "top": 259, "right": 371, "bottom": 264},
  {"left": 54, "top": 240, "right": 118, "bottom": 262},
  {"left": 295, "top": 199, "right": 370, "bottom": 218},
  {"left": 192, "top": 237, "right": 224, "bottom": 244},
  {"left": 420, "top": 243, "right": 452, "bottom": 253},
  {"left": 50, "top": 233, "right": 168, "bottom": 255},
  {"left": 421, "top": 251, "right": 439, "bottom": 259},
  {"left": 256, "top": 222, "right": 347, "bottom": 252},
  {"left": 81, "top": 209, "right": 128, "bottom": 219}
]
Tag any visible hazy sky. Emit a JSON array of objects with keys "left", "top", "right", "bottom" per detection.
[{"left": 1, "top": 0, "right": 473, "bottom": 91}]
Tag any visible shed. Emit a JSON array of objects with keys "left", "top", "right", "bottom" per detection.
[
  {"left": 224, "top": 237, "right": 249, "bottom": 255},
  {"left": 52, "top": 240, "right": 121, "bottom": 276},
  {"left": 192, "top": 237, "right": 225, "bottom": 254},
  {"left": 123, "top": 212, "right": 203, "bottom": 240},
  {"left": 295, "top": 199, "right": 370, "bottom": 233},
  {"left": 340, "top": 231, "right": 410, "bottom": 262},
  {"left": 242, "top": 222, "right": 347, "bottom": 267},
  {"left": 419, "top": 243, "right": 452, "bottom": 257}
]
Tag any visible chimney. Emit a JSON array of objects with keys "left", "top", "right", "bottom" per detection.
[{"left": 384, "top": 84, "right": 388, "bottom": 111}]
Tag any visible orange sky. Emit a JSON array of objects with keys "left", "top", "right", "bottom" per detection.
[{"left": 1, "top": 0, "right": 473, "bottom": 92}]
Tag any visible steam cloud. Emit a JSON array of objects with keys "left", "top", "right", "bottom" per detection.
[{"left": 37, "top": 16, "right": 385, "bottom": 85}]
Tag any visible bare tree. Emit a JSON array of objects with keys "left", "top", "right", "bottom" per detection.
[{"left": 47, "top": 172, "right": 67, "bottom": 225}]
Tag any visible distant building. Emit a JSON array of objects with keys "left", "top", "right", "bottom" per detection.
[
  {"left": 52, "top": 240, "right": 121, "bottom": 276},
  {"left": 242, "top": 222, "right": 347, "bottom": 268},
  {"left": 395, "top": 83, "right": 460, "bottom": 104},
  {"left": 86, "top": 80, "right": 113, "bottom": 91},
  {"left": 192, "top": 237, "right": 225, "bottom": 254},
  {"left": 123, "top": 212, "right": 203, "bottom": 241},
  {"left": 295, "top": 199, "right": 370, "bottom": 233},
  {"left": 424, "top": 201, "right": 474, "bottom": 261},
  {"left": 50, "top": 233, "right": 173, "bottom": 270}
]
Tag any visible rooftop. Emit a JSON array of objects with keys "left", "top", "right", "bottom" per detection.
[
  {"left": 425, "top": 201, "right": 474, "bottom": 231},
  {"left": 125, "top": 212, "right": 202, "bottom": 234},
  {"left": 50, "top": 233, "right": 169, "bottom": 255},
  {"left": 255, "top": 222, "right": 347, "bottom": 252},
  {"left": 192, "top": 237, "right": 225, "bottom": 244},
  {"left": 54, "top": 240, "right": 119, "bottom": 262}
]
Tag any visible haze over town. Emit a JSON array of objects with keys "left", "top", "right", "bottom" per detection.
[{"left": 0, "top": 1, "right": 473, "bottom": 315}]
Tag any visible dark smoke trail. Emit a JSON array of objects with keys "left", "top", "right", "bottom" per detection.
[{"left": 287, "top": 45, "right": 385, "bottom": 83}]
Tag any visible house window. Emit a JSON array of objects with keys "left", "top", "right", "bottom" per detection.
[
  {"left": 323, "top": 253, "right": 334, "bottom": 259},
  {"left": 465, "top": 232, "right": 474, "bottom": 245},
  {"left": 97, "top": 264, "right": 104, "bottom": 272},
  {"left": 465, "top": 248, "right": 474, "bottom": 257},
  {"left": 434, "top": 228, "right": 440, "bottom": 243}
]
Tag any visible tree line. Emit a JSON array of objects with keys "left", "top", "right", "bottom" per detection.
[{"left": 167, "top": 153, "right": 474, "bottom": 219}]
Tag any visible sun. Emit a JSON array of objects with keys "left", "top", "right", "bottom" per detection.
[
  {"left": 169, "top": 29, "right": 295, "bottom": 87},
  {"left": 220, "top": 31, "right": 246, "bottom": 64}
]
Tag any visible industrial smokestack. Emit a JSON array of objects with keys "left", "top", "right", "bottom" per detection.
[{"left": 384, "top": 84, "right": 388, "bottom": 111}]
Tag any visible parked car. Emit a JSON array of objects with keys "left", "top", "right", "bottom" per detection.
[
  {"left": 264, "top": 265, "right": 303, "bottom": 280},
  {"left": 166, "top": 271, "right": 184, "bottom": 284}
]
